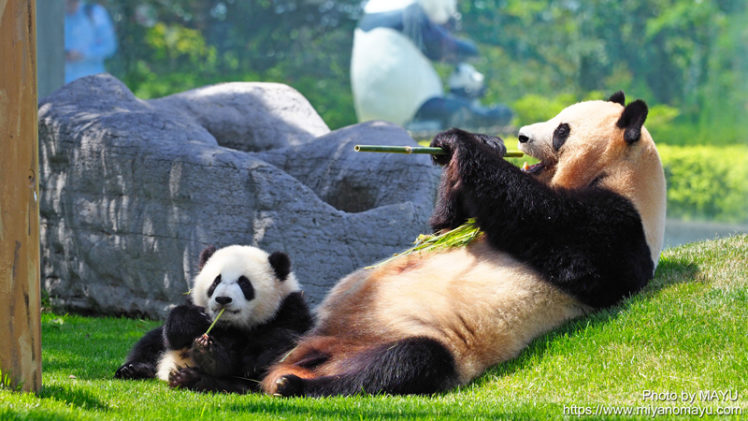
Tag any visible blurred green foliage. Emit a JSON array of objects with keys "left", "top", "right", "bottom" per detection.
[
  {"left": 92, "top": 1, "right": 747, "bottom": 223},
  {"left": 98, "top": 0, "right": 746, "bottom": 144},
  {"left": 658, "top": 144, "right": 748, "bottom": 223},
  {"left": 466, "top": 0, "right": 748, "bottom": 145},
  {"left": 102, "top": 1, "right": 360, "bottom": 129}
]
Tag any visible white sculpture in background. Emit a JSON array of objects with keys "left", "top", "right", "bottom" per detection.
[{"left": 351, "top": 0, "right": 512, "bottom": 130}]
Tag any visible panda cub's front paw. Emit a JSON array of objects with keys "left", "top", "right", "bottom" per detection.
[
  {"left": 191, "top": 334, "right": 228, "bottom": 376},
  {"left": 191, "top": 334, "right": 214, "bottom": 363},
  {"left": 194, "top": 333, "right": 213, "bottom": 350},
  {"left": 168, "top": 367, "right": 200, "bottom": 389}
]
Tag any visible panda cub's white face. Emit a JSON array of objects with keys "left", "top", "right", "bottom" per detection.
[{"left": 191, "top": 245, "right": 300, "bottom": 330}]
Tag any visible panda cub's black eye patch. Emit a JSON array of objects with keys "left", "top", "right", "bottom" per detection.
[
  {"left": 237, "top": 276, "right": 255, "bottom": 301},
  {"left": 207, "top": 275, "right": 221, "bottom": 298},
  {"left": 553, "top": 123, "right": 570, "bottom": 151}
]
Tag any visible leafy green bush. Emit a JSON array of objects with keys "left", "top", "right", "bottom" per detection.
[
  {"left": 511, "top": 93, "right": 577, "bottom": 127},
  {"left": 658, "top": 144, "right": 748, "bottom": 222}
]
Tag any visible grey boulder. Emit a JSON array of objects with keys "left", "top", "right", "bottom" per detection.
[{"left": 38, "top": 74, "right": 440, "bottom": 318}]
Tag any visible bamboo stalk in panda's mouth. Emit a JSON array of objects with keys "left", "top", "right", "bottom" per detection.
[
  {"left": 203, "top": 308, "right": 226, "bottom": 336},
  {"left": 353, "top": 145, "right": 524, "bottom": 158}
]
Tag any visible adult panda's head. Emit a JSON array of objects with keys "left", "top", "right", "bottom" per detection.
[
  {"left": 191, "top": 245, "right": 300, "bottom": 329},
  {"left": 517, "top": 91, "right": 667, "bottom": 268}
]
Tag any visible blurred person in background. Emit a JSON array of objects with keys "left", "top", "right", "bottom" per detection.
[{"left": 65, "top": 0, "right": 117, "bottom": 84}]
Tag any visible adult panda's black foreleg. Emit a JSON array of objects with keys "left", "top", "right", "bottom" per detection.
[
  {"left": 430, "top": 128, "right": 556, "bottom": 235},
  {"left": 114, "top": 326, "right": 164, "bottom": 379},
  {"left": 274, "top": 337, "right": 458, "bottom": 397},
  {"left": 430, "top": 129, "right": 508, "bottom": 231},
  {"left": 430, "top": 128, "right": 653, "bottom": 308}
]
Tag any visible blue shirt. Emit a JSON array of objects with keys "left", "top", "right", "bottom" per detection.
[{"left": 64, "top": 2, "right": 117, "bottom": 83}]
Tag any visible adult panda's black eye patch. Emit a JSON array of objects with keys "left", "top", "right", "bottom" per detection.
[
  {"left": 207, "top": 275, "right": 221, "bottom": 298},
  {"left": 553, "top": 123, "right": 570, "bottom": 151},
  {"left": 237, "top": 276, "right": 255, "bottom": 301}
]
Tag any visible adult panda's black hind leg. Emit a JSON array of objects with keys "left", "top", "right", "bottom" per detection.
[
  {"left": 114, "top": 326, "right": 164, "bottom": 379},
  {"left": 274, "top": 337, "right": 458, "bottom": 397}
]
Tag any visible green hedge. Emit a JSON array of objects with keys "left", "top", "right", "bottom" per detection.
[{"left": 659, "top": 144, "right": 748, "bottom": 223}]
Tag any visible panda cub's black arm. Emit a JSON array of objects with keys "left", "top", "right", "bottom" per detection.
[
  {"left": 269, "top": 291, "right": 314, "bottom": 334},
  {"left": 114, "top": 326, "right": 164, "bottom": 379},
  {"left": 164, "top": 304, "right": 211, "bottom": 349},
  {"left": 430, "top": 128, "right": 653, "bottom": 308}
]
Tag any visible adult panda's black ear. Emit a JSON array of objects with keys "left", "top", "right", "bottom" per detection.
[
  {"left": 198, "top": 246, "right": 217, "bottom": 270},
  {"left": 268, "top": 251, "right": 291, "bottom": 281},
  {"left": 616, "top": 99, "right": 648, "bottom": 144},
  {"left": 608, "top": 91, "right": 625, "bottom": 106}
]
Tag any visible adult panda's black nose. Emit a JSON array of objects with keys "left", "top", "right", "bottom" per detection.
[
  {"left": 518, "top": 134, "right": 530, "bottom": 143},
  {"left": 215, "top": 296, "right": 232, "bottom": 305}
]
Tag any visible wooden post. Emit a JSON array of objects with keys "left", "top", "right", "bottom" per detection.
[{"left": 0, "top": 0, "right": 42, "bottom": 392}]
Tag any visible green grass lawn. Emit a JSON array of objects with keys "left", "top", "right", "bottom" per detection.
[{"left": 2, "top": 235, "right": 746, "bottom": 420}]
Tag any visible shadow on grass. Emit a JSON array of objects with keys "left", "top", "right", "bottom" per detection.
[
  {"left": 215, "top": 399, "right": 535, "bottom": 420},
  {"left": 471, "top": 257, "right": 700, "bottom": 386},
  {"left": 38, "top": 384, "right": 111, "bottom": 411}
]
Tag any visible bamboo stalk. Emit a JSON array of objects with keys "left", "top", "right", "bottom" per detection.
[
  {"left": 354, "top": 144, "right": 523, "bottom": 157},
  {"left": 366, "top": 219, "right": 483, "bottom": 269},
  {"left": 204, "top": 308, "right": 226, "bottom": 336}
]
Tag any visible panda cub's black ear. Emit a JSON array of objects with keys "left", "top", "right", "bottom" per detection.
[
  {"left": 617, "top": 99, "right": 648, "bottom": 144},
  {"left": 268, "top": 251, "right": 291, "bottom": 281},
  {"left": 608, "top": 91, "right": 626, "bottom": 106},
  {"left": 198, "top": 246, "right": 217, "bottom": 270}
]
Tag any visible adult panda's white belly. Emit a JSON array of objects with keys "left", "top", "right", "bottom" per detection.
[
  {"left": 350, "top": 27, "right": 443, "bottom": 126},
  {"left": 316, "top": 238, "right": 589, "bottom": 384}
]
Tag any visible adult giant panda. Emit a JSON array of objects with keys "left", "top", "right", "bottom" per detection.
[
  {"left": 115, "top": 245, "right": 313, "bottom": 393},
  {"left": 261, "top": 92, "right": 666, "bottom": 397}
]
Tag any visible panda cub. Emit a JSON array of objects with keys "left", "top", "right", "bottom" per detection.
[
  {"left": 114, "top": 245, "right": 313, "bottom": 393},
  {"left": 261, "top": 92, "right": 666, "bottom": 397}
]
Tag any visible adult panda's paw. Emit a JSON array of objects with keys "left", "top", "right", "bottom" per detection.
[
  {"left": 472, "top": 133, "right": 507, "bottom": 157},
  {"left": 273, "top": 374, "right": 305, "bottom": 397},
  {"left": 431, "top": 128, "right": 507, "bottom": 166},
  {"left": 430, "top": 129, "right": 462, "bottom": 166},
  {"left": 114, "top": 362, "right": 155, "bottom": 379},
  {"left": 168, "top": 367, "right": 200, "bottom": 389}
]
